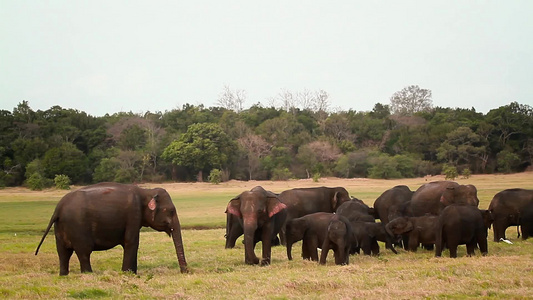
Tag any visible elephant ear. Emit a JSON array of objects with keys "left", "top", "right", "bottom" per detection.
[
  {"left": 440, "top": 186, "right": 455, "bottom": 205},
  {"left": 404, "top": 219, "right": 415, "bottom": 232},
  {"left": 148, "top": 194, "right": 159, "bottom": 222},
  {"left": 267, "top": 196, "right": 287, "bottom": 218},
  {"left": 332, "top": 191, "right": 340, "bottom": 210},
  {"left": 226, "top": 196, "right": 242, "bottom": 218}
]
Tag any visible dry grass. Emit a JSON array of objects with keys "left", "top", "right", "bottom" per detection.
[{"left": 0, "top": 173, "right": 532, "bottom": 299}]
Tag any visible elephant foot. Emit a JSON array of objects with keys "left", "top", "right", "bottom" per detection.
[
  {"left": 245, "top": 257, "right": 260, "bottom": 265},
  {"left": 260, "top": 259, "right": 271, "bottom": 266}
]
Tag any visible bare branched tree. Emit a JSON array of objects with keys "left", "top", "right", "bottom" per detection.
[
  {"left": 238, "top": 134, "right": 272, "bottom": 180},
  {"left": 217, "top": 85, "right": 246, "bottom": 112}
]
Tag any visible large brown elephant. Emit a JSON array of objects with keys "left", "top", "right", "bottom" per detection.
[
  {"left": 410, "top": 181, "right": 479, "bottom": 217},
  {"left": 35, "top": 182, "right": 188, "bottom": 275},
  {"left": 373, "top": 185, "right": 414, "bottom": 224},
  {"left": 225, "top": 186, "right": 287, "bottom": 265},
  {"left": 278, "top": 187, "right": 352, "bottom": 244},
  {"left": 488, "top": 188, "right": 533, "bottom": 242}
]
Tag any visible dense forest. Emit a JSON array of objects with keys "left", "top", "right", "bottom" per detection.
[{"left": 1, "top": 86, "right": 532, "bottom": 188}]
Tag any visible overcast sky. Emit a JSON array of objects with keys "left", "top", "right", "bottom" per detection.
[{"left": 2, "top": 1, "right": 532, "bottom": 116}]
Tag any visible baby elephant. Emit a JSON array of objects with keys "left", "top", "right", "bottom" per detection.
[
  {"left": 435, "top": 205, "right": 491, "bottom": 258},
  {"left": 320, "top": 215, "right": 352, "bottom": 265},
  {"left": 285, "top": 212, "right": 335, "bottom": 261},
  {"left": 386, "top": 216, "right": 439, "bottom": 252}
]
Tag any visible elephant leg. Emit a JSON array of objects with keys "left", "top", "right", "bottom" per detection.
[
  {"left": 371, "top": 239, "right": 380, "bottom": 256},
  {"left": 308, "top": 237, "right": 319, "bottom": 261},
  {"left": 75, "top": 249, "right": 93, "bottom": 273},
  {"left": 493, "top": 219, "right": 507, "bottom": 242},
  {"left": 122, "top": 233, "right": 140, "bottom": 273},
  {"left": 319, "top": 241, "right": 330, "bottom": 265},
  {"left": 301, "top": 239, "right": 310, "bottom": 260},
  {"left": 408, "top": 235, "right": 419, "bottom": 252},
  {"left": 477, "top": 234, "right": 488, "bottom": 255},
  {"left": 448, "top": 245, "right": 458, "bottom": 258},
  {"left": 466, "top": 243, "right": 476, "bottom": 256},
  {"left": 57, "top": 243, "right": 73, "bottom": 276},
  {"left": 260, "top": 228, "right": 272, "bottom": 266}
]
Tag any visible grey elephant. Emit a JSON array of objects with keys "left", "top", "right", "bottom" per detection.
[
  {"left": 435, "top": 205, "right": 491, "bottom": 258},
  {"left": 225, "top": 186, "right": 287, "bottom": 265},
  {"left": 35, "top": 182, "right": 188, "bottom": 275},
  {"left": 488, "top": 188, "right": 533, "bottom": 242},
  {"left": 285, "top": 212, "right": 335, "bottom": 261},
  {"left": 373, "top": 185, "right": 414, "bottom": 224},
  {"left": 319, "top": 214, "right": 352, "bottom": 265},
  {"left": 225, "top": 213, "right": 280, "bottom": 249},
  {"left": 411, "top": 181, "right": 479, "bottom": 217},
  {"left": 278, "top": 187, "right": 352, "bottom": 244},
  {"left": 386, "top": 215, "right": 439, "bottom": 251}
]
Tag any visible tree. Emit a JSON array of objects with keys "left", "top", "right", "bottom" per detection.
[
  {"left": 217, "top": 85, "right": 246, "bottom": 112},
  {"left": 297, "top": 141, "right": 341, "bottom": 178},
  {"left": 390, "top": 85, "right": 433, "bottom": 115},
  {"left": 238, "top": 134, "right": 271, "bottom": 180},
  {"left": 162, "top": 123, "right": 236, "bottom": 181},
  {"left": 42, "top": 142, "right": 88, "bottom": 183},
  {"left": 436, "top": 127, "right": 488, "bottom": 171}
]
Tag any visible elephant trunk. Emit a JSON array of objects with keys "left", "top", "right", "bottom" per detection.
[
  {"left": 243, "top": 220, "right": 259, "bottom": 265},
  {"left": 171, "top": 214, "right": 189, "bottom": 273}
]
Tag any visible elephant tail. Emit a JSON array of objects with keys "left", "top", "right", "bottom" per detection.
[{"left": 35, "top": 210, "right": 59, "bottom": 255}]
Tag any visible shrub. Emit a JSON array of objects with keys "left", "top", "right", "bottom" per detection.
[
  {"left": 54, "top": 174, "right": 71, "bottom": 190},
  {"left": 312, "top": 173, "right": 321, "bottom": 182},
  {"left": 208, "top": 169, "right": 222, "bottom": 185},
  {"left": 461, "top": 168, "right": 471, "bottom": 179},
  {"left": 443, "top": 164, "right": 458, "bottom": 180},
  {"left": 272, "top": 168, "right": 292, "bottom": 181},
  {"left": 26, "top": 172, "right": 52, "bottom": 191}
]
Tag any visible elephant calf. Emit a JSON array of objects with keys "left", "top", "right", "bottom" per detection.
[
  {"left": 320, "top": 215, "right": 352, "bottom": 265},
  {"left": 386, "top": 216, "right": 438, "bottom": 252},
  {"left": 285, "top": 212, "right": 335, "bottom": 261}
]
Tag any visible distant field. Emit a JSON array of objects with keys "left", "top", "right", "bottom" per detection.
[{"left": 0, "top": 173, "right": 532, "bottom": 299}]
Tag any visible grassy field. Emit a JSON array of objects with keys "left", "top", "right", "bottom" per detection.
[{"left": 1, "top": 173, "right": 532, "bottom": 299}]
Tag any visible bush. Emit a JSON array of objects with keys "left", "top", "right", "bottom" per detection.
[
  {"left": 312, "top": 173, "right": 321, "bottom": 182},
  {"left": 54, "top": 174, "right": 71, "bottom": 190},
  {"left": 443, "top": 164, "right": 458, "bottom": 180},
  {"left": 461, "top": 168, "right": 471, "bottom": 179},
  {"left": 208, "top": 169, "right": 222, "bottom": 185},
  {"left": 26, "top": 172, "right": 52, "bottom": 191},
  {"left": 272, "top": 168, "right": 292, "bottom": 181}
]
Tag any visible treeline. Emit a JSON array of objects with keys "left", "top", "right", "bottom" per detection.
[{"left": 0, "top": 99, "right": 532, "bottom": 188}]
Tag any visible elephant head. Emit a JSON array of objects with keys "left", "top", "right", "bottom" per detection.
[
  {"left": 440, "top": 184, "right": 479, "bottom": 207},
  {"left": 385, "top": 217, "right": 413, "bottom": 237},
  {"left": 332, "top": 188, "right": 352, "bottom": 210},
  {"left": 226, "top": 186, "right": 287, "bottom": 265},
  {"left": 141, "top": 188, "right": 188, "bottom": 273}
]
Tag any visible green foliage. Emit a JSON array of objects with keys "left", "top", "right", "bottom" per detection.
[
  {"left": 443, "top": 164, "right": 458, "bottom": 180},
  {"left": 497, "top": 150, "right": 520, "bottom": 173},
  {"left": 42, "top": 142, "right": 88, "bottom": 184},
  {"left": 0, "top": 101, "right": 532, "bottom": 185},
  {"left": 25, "top": 172, "right": 52, "bottom": 190},
  {"left": 271, "top": 168, "right": 292, "bottom": 181},
  {"left": 208, "top": 169, "right": 222, "bottom": 184},
  {"left": 312, "top": 172, "right": 321, "bottom": 182},
  {"left": 162, "top": 123, "right": 236, "bottom": 180},
  {"left": 368, "top": 154, "right": 401, "bottom": 179},
  {"left": 54, "top": 174, "right": 71, "bottom": 189},
  {"left": 461, "top": 168, "right": 471, "bottom": 179}
]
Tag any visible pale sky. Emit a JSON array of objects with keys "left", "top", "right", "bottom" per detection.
[{"left": 2, "top": 1, "right": 532, "bottom": 116}]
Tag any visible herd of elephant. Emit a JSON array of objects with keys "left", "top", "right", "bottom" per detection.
[
  {"left": 224, "top": 182, "right": 533, "bottom": 266},
  {"left": 34, "top": 181, "right": 533, "bottom": 275}
]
